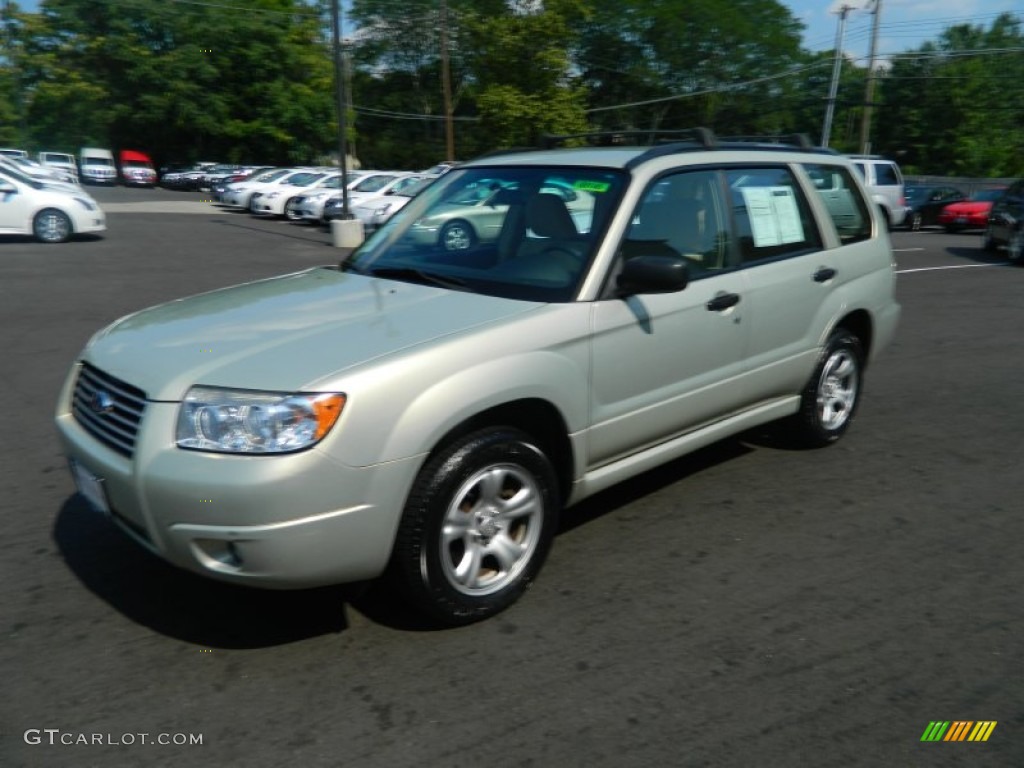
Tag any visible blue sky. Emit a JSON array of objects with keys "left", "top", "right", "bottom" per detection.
[
  {"left": 14, "top": 0, "right": 1023, "bottom": 61},
  {"left": 781, "top": 0, "right": 1023, "bottom": 60}
]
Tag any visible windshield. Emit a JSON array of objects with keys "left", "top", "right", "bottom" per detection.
[
  {"left": 284, "top": 172, "right": 327, "bottom": 187},
  {"left": 352, "top": 174, "right": 398, "bottom": 193},
  {"left": 255, "top": 169, "right": 289, "bottom": 183},
  {"left": 0, "top": 165, "right": 44, "bottom": 190},
  {"left": 969, "top": 188, "right": 1003, "bottom": 202},
  {"left": 346, "top": 166, "right": 626, "bottom": 302}
]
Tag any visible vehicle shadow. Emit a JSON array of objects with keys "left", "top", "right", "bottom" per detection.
[
  {"left": 209, "top": 217, "right": 335, "bottom": 245},
  {"left": 945, "top": 244, "right": 1009, "bottom": 265},
  {"left": 53, "top": 437, "right": 761, "bottom": 638},
  {"left": 52, "top": 497, "right": 352, "bottom": 648}
]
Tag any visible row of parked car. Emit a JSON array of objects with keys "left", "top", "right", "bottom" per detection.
[
  {"left": 200, "top": 164, "right": 444, "bottom": 233},
  {"left": 0, "top": 147, "right": 158, "bottom": 186}
]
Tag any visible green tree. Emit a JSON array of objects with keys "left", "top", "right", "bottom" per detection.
[
  {"left": 874, "top": 13, "right": 1024, "bottom": 176},
  {"left": 575, "top": 0, "right": 806, "bottom": 135},
  {"left": 18, "top": 0, "right": 335, "bottom": 164}
]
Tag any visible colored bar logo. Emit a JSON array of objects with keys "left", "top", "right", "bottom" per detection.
[{"left": 921, "top": 721, "right": 997, "bottom": 742}]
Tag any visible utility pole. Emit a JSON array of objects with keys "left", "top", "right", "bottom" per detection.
[
  {"left": 821, "top": 4, "right": 853, "bottom": 148},
  {"left": 331, "top": 0, "right": 350, "bottom": 217},
  {"left": 330, "top": 0, "right": 363, "bottom": 248},
  {"left": 859, "top": 0, "right": 882, "bottom": 155},
  {"left": 439, "top": 0, "right": 455, "bottom": 161}
]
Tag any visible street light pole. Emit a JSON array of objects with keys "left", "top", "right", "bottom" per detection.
[
  {"left": 821, "top": 4, "right": 853, "bottom": 148},
  {"left": 859, "top": 0, "right": 882, "bottom": 155},
  {"left": 330, "top": 0, "right": 364, "bottom": 248},
  {"left": 331, "top": 0, "right": 350, "bottom": 217}
]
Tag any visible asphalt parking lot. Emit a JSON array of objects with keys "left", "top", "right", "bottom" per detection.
[{"left": 2, "top": 187, "right": 1022, "bottom": 768}]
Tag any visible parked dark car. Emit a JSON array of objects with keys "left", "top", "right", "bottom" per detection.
[
  {"left": 983, "top": 179, "right": 1024, "bottom": 263},
  {"left": 903, "top": 185, "right": 964, "bottom": 230}
]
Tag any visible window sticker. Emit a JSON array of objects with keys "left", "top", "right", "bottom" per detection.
[
  {"left": 574, "top": 180, "right": 610, "bottom": 193},
  {"left": 741, "top": 186, "right": 804, "bottom": 246}
]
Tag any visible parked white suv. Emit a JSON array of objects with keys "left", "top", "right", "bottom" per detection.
[
  {"left": 55, "top": 130, "right": 899, "bottom": 625},
  {"left": 849, "top": 155, "right": 907, "bottom": 229}
]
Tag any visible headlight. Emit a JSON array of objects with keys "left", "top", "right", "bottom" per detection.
[
  {"left": 266, "top": 191, "right": 281, "bottom": 199},
  {"left": 375, "top": 203, "right": 394, "bottom": 216},
  {"left": 74, "top": 197, "right": 97, "bottom": 211},
  {"left": 176, "top": 386, "right": 345, "bottom": 454}
]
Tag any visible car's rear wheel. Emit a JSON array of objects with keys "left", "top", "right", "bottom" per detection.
[
  {"left": 33, "top": 208, "right": 72, "bottom": 244},
  {"left": 439, "top": 219, "right": 476, "bottom": 251},
  {"left": 910, "top": 212, "right": 922, "bottom": 231},
  {"left": 788, "top": 329, "right": 863, "bottom": 448},
  {"left": 388, "top": 427, "right": 559, "bottom": 626}
]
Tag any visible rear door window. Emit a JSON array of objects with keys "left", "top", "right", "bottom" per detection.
[{"left": 727, "top": 167, "right": 823, "bottom": 264}]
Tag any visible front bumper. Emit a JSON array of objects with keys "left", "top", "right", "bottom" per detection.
[{"left": 54, "top": 365, "right": 422, "bottom": 588}]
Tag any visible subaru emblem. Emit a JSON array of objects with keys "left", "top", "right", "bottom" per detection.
[{"left": 90, "top": 390, "right": 115, "bottom": 415}]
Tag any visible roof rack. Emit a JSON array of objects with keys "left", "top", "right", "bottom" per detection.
[
  {"left": 540, "top": 128, "right": 717, "bottom": 150},
  {"left": 473, "top": 127, "right": 838, "bottom": 166},
  {"left": 717, "top": 133, "right": 817, "bottom": 150}
]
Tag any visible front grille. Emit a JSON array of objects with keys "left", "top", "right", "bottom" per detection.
[{"left": 71, "top": 363, "right": 148, "bottom": 458}]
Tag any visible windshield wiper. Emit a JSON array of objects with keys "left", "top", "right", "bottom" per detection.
[{"left": 368, "top": 266, "right": 466, "bottom": 289}]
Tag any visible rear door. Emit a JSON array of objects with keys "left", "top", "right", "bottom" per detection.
[{"left": 724, "top": 164, "right": 835, "bottom": 400}]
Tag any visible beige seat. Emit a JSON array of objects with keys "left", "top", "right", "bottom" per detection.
[{"left": 511, "top": 193, "right": 584, "bottom": 279}]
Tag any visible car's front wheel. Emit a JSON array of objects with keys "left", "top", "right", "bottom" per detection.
[
  {"left": 284, "top": 197, "right": 302, "bottom": 221},
  {"left": 982, "top": 225, "right": 998, "bottom": 252},
  {"left": 388, "top": 427, "right": 559, "bottom": 626},
  {"left": 788, "top": 329, "right": 864, "bottom": 448},
  {"left": 33, "top": 208, "right": 72, "bottom": 244},
  {"left": 1008, "top": 227, "right": 1023, "bottom": 264}
]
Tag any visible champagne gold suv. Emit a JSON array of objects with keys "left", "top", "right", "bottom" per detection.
[{"left": 56, "top": 129, "right": 900, "bottom": 625}]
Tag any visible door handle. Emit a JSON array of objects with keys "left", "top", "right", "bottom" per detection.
[
  {"left": 706, "top": 292, "right": 741, "bottom": 311},
  {"left": 813, "top": 267, "right": 837, "bottom": 282}
]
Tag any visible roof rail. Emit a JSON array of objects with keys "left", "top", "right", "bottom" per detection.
[
  {"left": 717, "top": 133, "right": 818, "bottom": 150},
  {"left": 540, "top": 127, "right": 718, "bottom": 150}
]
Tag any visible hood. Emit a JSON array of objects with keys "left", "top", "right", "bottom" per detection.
[{"left": 83, "top": 267, "right": 539, "bottom": 400}]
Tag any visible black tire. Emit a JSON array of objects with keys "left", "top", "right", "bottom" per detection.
[
  {"left": 33, "top": 208, "right": 72, "bottom": 244},
  {"left": 388, "top": 427, "right": 559, "bottom": 626},
  {"left": 910, "top": 212, "right": 922, "bottom": 231},
  {"left": 982, "top": 226, "right": 997, "bottom": 252},
  {"left": 439, "top": 219, "right": 476, "bottom": 251},
  {"left": 1008, "top": 228, "right": 1024, "bottom": 264},
  {"left": 787, "top": 329, "right": 864, "bottom": 448}
]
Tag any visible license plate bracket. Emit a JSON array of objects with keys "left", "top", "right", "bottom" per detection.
[{"left": 69, "top": 459, "right": 111, "bottom": 516}]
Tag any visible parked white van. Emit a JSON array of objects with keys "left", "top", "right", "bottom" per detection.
[
  {"left": 39, "top": 151, "right": 79, "bottom": 182},
  {"left": 79, "top": 147, "right": 117, "bottom": 185}
]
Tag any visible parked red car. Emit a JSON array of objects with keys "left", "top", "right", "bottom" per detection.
[{"left": 937, "top": 188, "right": 1005, "bottom": 233}]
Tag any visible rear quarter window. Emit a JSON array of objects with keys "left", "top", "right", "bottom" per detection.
[{"left": 803, "top": 164, "right": 872, "bottom": 244}]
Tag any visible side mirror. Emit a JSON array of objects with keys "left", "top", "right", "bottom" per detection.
[
  {"left": 0, "top": 181, "right": 16, "bottom": 195},
  {"left": 616, "top": 255, "right": 689, "bottom": 296}
]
